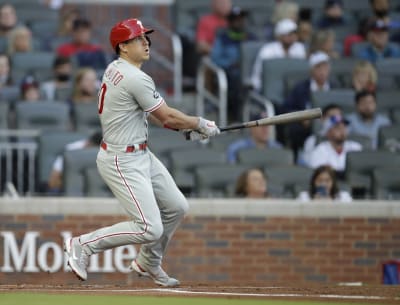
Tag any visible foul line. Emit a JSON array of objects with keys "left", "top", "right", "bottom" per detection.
[{"left": 0, "top": 287, "right": 394, "bottom": 301}]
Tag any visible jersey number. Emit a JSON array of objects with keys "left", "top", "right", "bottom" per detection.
[{"left": 98, "top": 83, "right": 107, "bottom": 114}]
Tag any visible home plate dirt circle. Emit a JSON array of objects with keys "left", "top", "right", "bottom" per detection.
[{"left": 1, "top": 284, "right": 399, "bottom": 304}]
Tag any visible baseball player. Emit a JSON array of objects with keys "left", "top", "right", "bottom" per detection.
[{"left": 63, "top": 18, "right": 220, "bottom": 287}]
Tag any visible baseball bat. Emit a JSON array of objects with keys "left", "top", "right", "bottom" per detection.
[{"left": 220, "top": 108, "right": 322, "bottom": 132}]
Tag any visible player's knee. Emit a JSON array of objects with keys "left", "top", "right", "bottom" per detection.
[{"left": 145, "top": 221, "right": 163, "bottom": 242}]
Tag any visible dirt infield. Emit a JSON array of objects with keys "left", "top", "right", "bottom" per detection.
[{"left": 1, "top": 283, "right": 399, "bottom": 304}]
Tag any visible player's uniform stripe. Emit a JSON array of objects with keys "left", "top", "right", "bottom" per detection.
[
  {"left": 82, "top": 155, "right": 148, "bottom": 246},
  {"left": 145, "top": 98, "right": 164, "bottom": 113}
]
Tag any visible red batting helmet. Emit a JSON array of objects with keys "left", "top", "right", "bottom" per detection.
[{"left": 109, "top": 18, "right": 154, "bottom": 50}]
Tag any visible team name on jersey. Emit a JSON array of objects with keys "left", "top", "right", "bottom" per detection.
[{"left": 104, "top": 66, "right": 124, "bottom": 86}]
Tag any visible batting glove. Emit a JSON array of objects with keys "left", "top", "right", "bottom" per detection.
[
  {"left": 197, "top": 117, "right": 220, "bottom": 137},
  {"left": 182, "top": 130, "right": 209, "bottom": 141}
]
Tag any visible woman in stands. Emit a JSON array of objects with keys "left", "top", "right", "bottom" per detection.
[
  {"left": 71, "top": 67, "right": 98, "bottom": 104},
  {"left": 235, "top": 168, "right": 268, "bottom": 198},
  {"left": 298, "top": 165, "right": 352, "bottom": 202},
  {"left": 7, "top": 26, "right": 34, "bottom": 55},
  {"left": 351, "top": 60, "right": 377, "bottom": 92}
]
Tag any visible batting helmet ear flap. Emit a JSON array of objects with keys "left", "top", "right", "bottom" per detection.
[{"left": 145, "top": 35, "right": 151, "bottom": 47}]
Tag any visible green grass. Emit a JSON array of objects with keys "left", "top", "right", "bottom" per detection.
[{"left": 0, "top": 293, "right": 389, "bottom": 305}]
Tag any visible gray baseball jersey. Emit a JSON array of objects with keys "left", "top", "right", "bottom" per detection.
[{"left": 79, "top": 58, "right": 188, "bottom": 270}]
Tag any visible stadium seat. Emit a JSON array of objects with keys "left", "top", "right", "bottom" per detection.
[
  {"left": 378, "top": 125, "right": 400, "bottom": 150},
  {"left": 312, "top": 89, "right": 355, "bottom": 114},
  {"left": 330, "top": 58, "right": 359, "bottom": 88},
  {"left": 37, "top": 131, "right": 88, "bottom": 190},
  {"left": 73, "top": 103, "right": 101, "bottom": 132},
  {"left": 84, "top": 167, "right": 112, "bottom": 197},
  {"left": 372, "top": 167, "right": 400, "bottom": 199},
  {"left": 147, "top": 130, "right": 199, "bottom": 157},
  {"left": 347, "top": 134, "right": 373, "bottom": 150},
  {"left": 0, "top": 103, "right": 9, "bottom": 129},
  {"left": 63, "top": 147, "right": 98, "bottom": 196},
  {"left": 376, "top": 91, "right": 400, "bottom": 113},
  {"left": 392, "top": 109, "right": 400, "bottom": 124},
  {"left": 240, "top": 40, "right": 264, "bottom": 87},
  {"left": 262, "top": 58, "right": 308, "bottom": 105},
  {"left": 0, "top": 37, "right": 7, "bottom": 53},
  {"left": 237, "top": 147, "right": 294, "bottom": 167},
  {"left": 267, "top": 165, "right": 313, "bottom": 198},
  {"left": 345, "top": 150, "right": 400, "bottom": 197},
  {"left": 0, "top": 86, "right": 20, "bottom": 105},
  {"left": 195, "top": 164, "right": 250, "bottom": 197},
  {"left": 12, "top": 52, "right": 55, "bottom": 72},
  {"left": 15, "top": 101, "right": 70, "bottom": 132},
  {"left": 208, "top": 130, "right": 245, "bottom": 152}
]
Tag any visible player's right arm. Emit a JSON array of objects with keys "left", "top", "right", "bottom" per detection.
[{"left": 151, "top": 103, "right": 220, "bottom": 137}]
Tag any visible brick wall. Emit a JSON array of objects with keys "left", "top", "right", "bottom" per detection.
[{"left": 1, "top": 199, "right": 399, "bottom": 285}]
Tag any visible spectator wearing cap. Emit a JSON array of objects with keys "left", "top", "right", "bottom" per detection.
[
  {"left": 250, "top": 18, "right": 306, "bottom": 91},
  {"left": 226, "top": 112, "right": 283, "bottom": 163},
  {"left": 20, "top": 75, "right": 41, "bottom": 102},
  {"left": 196, "top": 0, "right": 232, "bottom": 56},
  {"left": 356, "top": 18, "right": 400, "bottom": 64},
  {"left": 57, "top": 18, "right": 107, "bottom": 69},
  {"left": 346, "top": 90, "right": 391, "bottom": 149},
  {"left": 316, "top": 0, "right": 347, "bottom": 29},
  {"left": 307, "top": 114, "right": 362, "bottom": 174},
  {"left": 211, "top": 6, "right": 255, "bottom": 122},
  {"left": 299, "top": 103, "right": 344, "bottom": 166},
  {"left": 283, "top": 51, "right": 339, "bottom": 155}
]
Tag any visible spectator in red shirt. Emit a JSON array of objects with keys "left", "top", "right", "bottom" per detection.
[
  {"left": 196, "top": 0, "right": 232, "bottom": 55},
  {"left": 57, "top": 18, "right": 106, "bottom": 69}
]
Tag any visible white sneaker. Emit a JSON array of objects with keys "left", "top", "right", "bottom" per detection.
[
  {"left": 130, "top": 260, "right": 180, "bottom": 287},
  {"left": 64, "top": 237, "right": 89, "bottom": 281}
]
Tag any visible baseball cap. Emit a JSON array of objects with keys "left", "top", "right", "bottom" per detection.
[
  {"left": 227, "top": 6, "right": 248, "bottom": 21},
  {"left": 320, "top": 114, "right": 349, "bottom": 136},
  {"left": 274, "top": 18, "right": 297, "bottom": 37},
  {"left": 20, "top": 75, "right": 39, "bottom": 92},
  {"left": 309, "top": 51, "right": 330, "bottom": 68},
  {"left": 368, "top": 19, "right": 389, "bottom": 32}
]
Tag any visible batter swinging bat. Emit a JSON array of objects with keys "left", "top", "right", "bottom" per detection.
[{"left": 220, "top": 108, "right": 322, "bottom": 132}]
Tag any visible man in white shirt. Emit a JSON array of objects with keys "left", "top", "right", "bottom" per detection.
[
  {"left": 307, "top": 114, "right": 362, "bottom": 174},
  {"left": 251, "top": 18, "right": 306, "bottom": 91}
]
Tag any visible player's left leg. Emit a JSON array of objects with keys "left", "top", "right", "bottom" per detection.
[{"left": 132, "top": 151, "right": 188, "bottom": 286}]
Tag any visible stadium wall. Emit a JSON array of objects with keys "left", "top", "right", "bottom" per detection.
[{"left": 0, "top": 198, "right": 399, "bottom": 285}]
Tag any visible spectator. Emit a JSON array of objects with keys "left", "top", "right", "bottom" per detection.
[
  {"left": 0, "top": 4, "right": 17, "bottom": 37},
  {"left": 234, "top": 168, "right": 268, "bottom": 198},
  {"left": 20, "top": 75, "right": 41, "bottom": 102},
  {"left": 370, "top": 0, "right": 390, "bottom": 23},
  {"left": 297, "top": 8, "right": 313, "bottom": 45},
  {"left": 309, "top": 29, "right": 339, "bottom": 58},
  {"left": 7, "top": 26, "right": 33, "bottom": 55},
  {"left": 196, "top": 0, "right": 232, "bottom": 56},
  {"left": 316, "top": 0, "right": 347, "bottom": 29},
  {"left": 283, "top": 51, "right": 339, "bottom": 154},
  {"left": 227, "top": 113, "right": 283, "bottom": 163},
  {"left": 71, "top": 67, "right": 98, "bottom": 104},
  {"left": 343, "top": 17, "right": 370, "bottom": 57},
  {"left": 57, "top": 8, "right": 80, "bottom": 37},
  {"left": 299, "top": 103, "right": 344, "bottom": 165},
  {"left": 346, "top": 90, "right": 391, "bottom": 149},
  {"left": 41, "top": 55, "right": 73, "bottom": 101},
  {"left": 356, "top": 18, "right": 400, "bottom": 64},
  {"left": 297, "top": 165, "right": 352, "bottom": 202},
  {"left": 251, "top": 18, "right": 306, "bottom": 91},
  {"left": 47, "top": 131, "right": 102, "bottom": 193},
  {"left": 351, "top": 60, "right": 377, "bottom": 92},
  {"left": 0, "top": 53, "right": 12, "bottom": 87},
  {"left": 265, "top": 1, "right": 299, "bottom": 41},
  {"left": 211, "top": 6, "right": 255, "bottom": 122},
  {"left": 307, "top": 114, "right": 362, "bottom": 175},
  {"left": 57, "top": 18, "right": 107, "bottom": 69}
]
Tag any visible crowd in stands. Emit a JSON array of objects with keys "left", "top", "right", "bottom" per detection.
[{"left": 0, "top": 0, "right": 399, "bottom": 200}]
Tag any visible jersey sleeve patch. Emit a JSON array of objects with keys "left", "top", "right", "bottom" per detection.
[{"left": 144, "top": 98, "right": 165, "bottom": 113}]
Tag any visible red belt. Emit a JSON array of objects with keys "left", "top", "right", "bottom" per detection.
[{"left": 101, "top": 140, "right": 147, "bottom": 153}]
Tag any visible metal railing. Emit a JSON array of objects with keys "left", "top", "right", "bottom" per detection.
[
  {"left": 0, "top": 129, "right": 40, "bottom": 196},
  {"left": 196, "top": 56, "right": 228, "bottom": 127}
]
